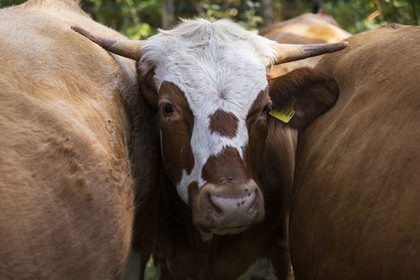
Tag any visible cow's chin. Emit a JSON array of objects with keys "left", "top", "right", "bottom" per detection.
[
  {"left": 197, "top": 223, "right": 251, "bottom": 236},
  {"left": 193, "top": 208, "right": 264, "bottom": 235},
  {"left": 209, "top": 225, "right": 250, "bottom": 235}
]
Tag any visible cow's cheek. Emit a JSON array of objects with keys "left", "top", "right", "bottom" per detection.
[
  {"left": 247, "top": 118, "right": 268, "bottom": 177},
  {"left": 160, "top": 121, "right": 194, "bottom": 186}
]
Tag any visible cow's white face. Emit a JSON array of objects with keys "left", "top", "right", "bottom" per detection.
[
  {"left": 148, "top": 35, "right": 270, "bottom": 202},
  {"left": 138, "top": 19, "right": 277, "bottom": 233}
]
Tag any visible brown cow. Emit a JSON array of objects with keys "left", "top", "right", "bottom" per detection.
[
  {"left": 290, "top": 24, "right": 420, "bottom": 279},
  {"left": 73, "top": 19, "right": 347, "bottom": 279},
  {"left": 260, "top": 13, "right": 350, "bottom": 43},
  {"left": 0, "top": 1, "right": 153, "bottom": 279},
  {"left": 261, "top": 13, "right": 351, "bottom": 77}
]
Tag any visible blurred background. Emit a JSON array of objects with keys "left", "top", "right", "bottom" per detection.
[{"left": 1, "top": 0, "right": 418, "bottom": 39}]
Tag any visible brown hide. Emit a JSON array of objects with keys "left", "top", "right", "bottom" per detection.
[
  {"left": 261, "top": 13, "right": 350, "bottom": 43},
  {"left": 263, "top": 13, "right": 351, "bottom": 77},
  {"left": 291, "top": 25, "right": 420, "bottom": 279},
  {"left": 0, "top": 1, "right": 141, "bottom": 279}
]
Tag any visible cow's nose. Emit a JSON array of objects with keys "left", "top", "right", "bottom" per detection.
[
  {"left": 209, "top": 188, "right": 257, "bottom": 216},
  {"left": 203, "top": 183, "right": 263, "bottom": 233}
]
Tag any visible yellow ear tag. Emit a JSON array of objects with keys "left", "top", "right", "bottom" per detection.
[{"left": 269, "top": 107, "right": 295, "bottom": 123}]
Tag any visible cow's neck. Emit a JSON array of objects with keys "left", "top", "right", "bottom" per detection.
[{"left": 260, "top": 120, "right": 298, "bottom": 209}]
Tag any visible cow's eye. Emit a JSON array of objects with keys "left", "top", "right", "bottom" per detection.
[{"left": 161, "top": 103, "right": 174, "bottom": 116}]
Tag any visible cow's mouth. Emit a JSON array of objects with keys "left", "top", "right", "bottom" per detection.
[{"left": 207, "top": 225, "right": 251, "bottom": 235}]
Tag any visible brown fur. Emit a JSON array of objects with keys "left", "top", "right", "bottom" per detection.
[
  {"left": 290, "top": 25, "right": 420, "bottom": 279},
  {"left": 0, "top": 1, "right": 144, "bottom": 279},
  {"left": 209, "top": 110, "right": 239, "bottom": 138},
  {"left": 269, "top": 67, "right": 339, "bottom": 129},
  {"left": 260, "top": 13, "right": 350, "bottom": 43},
  {"left": 202, "top": 147, "right": 249, "bottom": 185},
  {"left": 158, "top": 82, "right": 195, "bottom": 185},
  {"left": 246, "top": 87, "right": 271, "bottom": 179}
]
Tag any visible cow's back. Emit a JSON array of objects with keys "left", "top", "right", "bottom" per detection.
[
  {"left": 0, "top": 1, "right": 137, "bottom": 279},
  {"left": 261, "top": 13, "right": 350, "bottom": 43},
  {"left": 291, "top": 25, "right": 420, "bottom": 279}
]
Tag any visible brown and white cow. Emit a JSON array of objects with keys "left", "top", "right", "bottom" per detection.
[
  {"left": 73, "top": 19, "right": 346, "bottom": 279},
  {"left": 261, "top": 13, "right": 351, "bottom": 77},
  {"left": 290, "top": 24, "right": 420, "bottom": 279},
  {"left": 0, "top": 1, "right": 154, "bottom": 279}
]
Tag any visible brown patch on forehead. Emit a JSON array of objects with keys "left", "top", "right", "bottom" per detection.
[
  {"left": 202, "top": 147, "right": 250, "bottom": 185},
  {"left": 209, "top": 110, "right": 239, "bottom": 138}
]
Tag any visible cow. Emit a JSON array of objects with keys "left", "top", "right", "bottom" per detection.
[
  {"left": 260, "top": 13, "right": 350, "bottom": 43},
  {"left": 290, "top": 24, "right": 420, "bottom": 279},
  {"left": 0, "top": 0, "right": 156, "bottom": 279},
  {"left": 260, "top": 13, "right": 351, "bottom": 77},
  {"left": 72, "top": 18, "right": 347, "bottom": 279}
]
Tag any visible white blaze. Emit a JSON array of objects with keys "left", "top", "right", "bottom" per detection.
[{"left": 140, "top": 19, "right": 279, "bottom": 203}]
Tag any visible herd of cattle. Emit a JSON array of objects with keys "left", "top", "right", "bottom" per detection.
[{"left": 0, "top": 1, "right": 418, "bottom": 280}]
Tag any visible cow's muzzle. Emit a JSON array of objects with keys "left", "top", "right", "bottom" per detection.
[{"left": 192, "top": 180, "right": 265, "bottom": 235}]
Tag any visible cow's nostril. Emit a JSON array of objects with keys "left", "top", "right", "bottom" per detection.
[
  {"left": 248, "top": 200, "right": 257, "bottom": 215},
  {"left": 207, "top": 193, "right": 223, "bottom": 215}
]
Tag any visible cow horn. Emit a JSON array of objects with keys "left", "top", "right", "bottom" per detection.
[
  {"left": 71, "top": 26, "right": 144, "bottom": 61},
  {"left": 271, "top": 41, "right": 348, "bottom": 64}
]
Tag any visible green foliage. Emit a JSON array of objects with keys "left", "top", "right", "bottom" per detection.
[
  {"left": 1, "top": 0, "right": 418, "bottom": 37},
  {"left": 323, "top": 0, "right": 418, "bottom": 33},
  {"left": 196, "top": 0, "right": 263, "bottom": 30},
  {"left": 144, "top": 258, "right": 157, "bottom": 280},
  {"left": 0, "top": 0, "right": 25, "bottom": 6},
  {"left": 81, "top": 0, "right": 158, "bottom": 39}
]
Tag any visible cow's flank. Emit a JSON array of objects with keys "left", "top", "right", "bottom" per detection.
[
  {"left": 0, "top": 1, "right": 146, "bottom": 279},
  {"left": 291, "top": 24, "right": 420, "bottom": 279}
]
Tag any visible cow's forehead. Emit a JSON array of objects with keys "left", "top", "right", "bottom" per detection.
[
  {"left": 162, "top": 55, "right": 268, "bottom": 118},
  {"left": 140, "top": 19, "right": 277, "bottom": 110}
]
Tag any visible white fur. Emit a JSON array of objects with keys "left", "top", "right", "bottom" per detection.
[{"left": 140, "top": 19, "right": 278, "bottom": 203}]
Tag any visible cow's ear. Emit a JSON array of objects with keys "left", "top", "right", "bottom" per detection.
[
  {"left": 268, "top": 67, "right": 339, "bottom": 129},
  {"left": 140, "top": 68, "right": 158, "bottom": 109}
]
